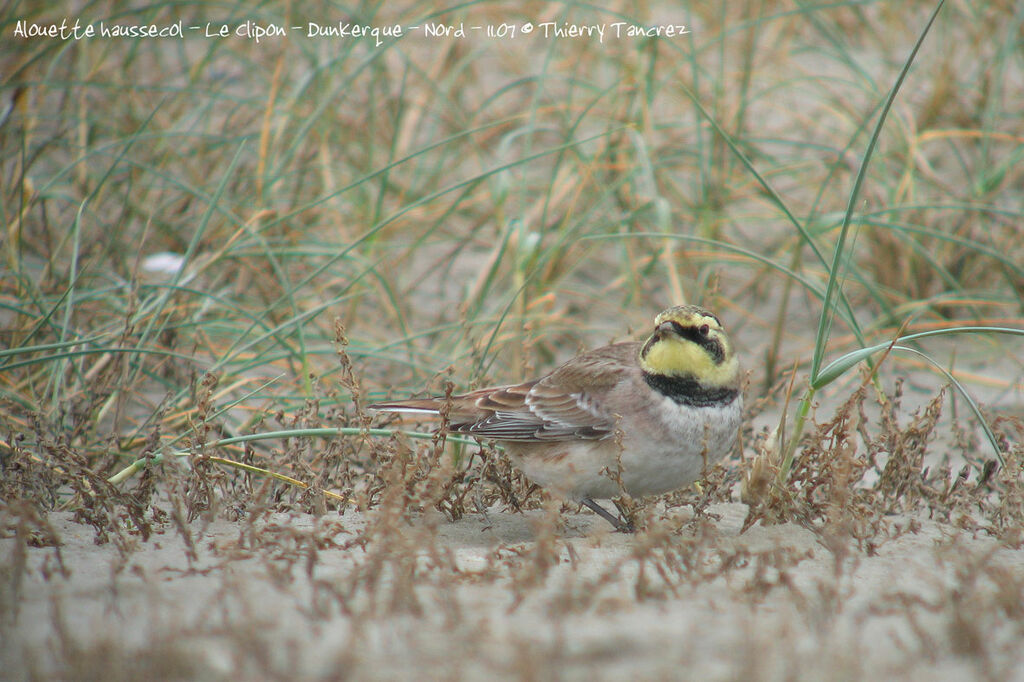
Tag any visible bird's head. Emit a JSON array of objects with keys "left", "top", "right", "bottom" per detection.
[{"left": 638, "top": 305, "right": 740, "bottom": 389}]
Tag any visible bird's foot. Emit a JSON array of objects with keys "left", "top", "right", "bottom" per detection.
[{"left": 580, "top": 498, "right": 635, "bottom": 533}]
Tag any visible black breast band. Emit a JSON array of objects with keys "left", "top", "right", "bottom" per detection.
[{"left": 643, "top": 372, "right": 739, "bottom": 407}]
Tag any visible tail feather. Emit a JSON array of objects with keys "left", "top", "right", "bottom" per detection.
[{"left": 368, "top": 398, "right": 444, "bottom": 415}]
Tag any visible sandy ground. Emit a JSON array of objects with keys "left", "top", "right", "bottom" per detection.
[{"left": 3, "top": 500, "right": 1023, "bottom": 681}]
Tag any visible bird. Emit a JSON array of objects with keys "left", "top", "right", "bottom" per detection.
[{"left": 369, "top": 305, "right": 742, "bottom": 531}]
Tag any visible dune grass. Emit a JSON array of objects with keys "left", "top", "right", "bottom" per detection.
[{"left": 1, "top": 0, "right": 1022, "bottom": 541}]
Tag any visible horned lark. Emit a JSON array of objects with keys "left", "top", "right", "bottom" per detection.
[{"left": 370, "top": 305, "right": 742, "bottom": 531}]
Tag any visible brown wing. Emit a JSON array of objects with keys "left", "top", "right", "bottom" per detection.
[{"left": 370, "top": 342, "right": 638, "bottom": 442}]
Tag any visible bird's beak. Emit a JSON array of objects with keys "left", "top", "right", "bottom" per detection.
[{"left": 655, "top": 321, "right": 677, "bottom": 336}]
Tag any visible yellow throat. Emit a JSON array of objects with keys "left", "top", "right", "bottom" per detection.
[{"left": 638, "top": 305, "right": 739, "bottom": 389}]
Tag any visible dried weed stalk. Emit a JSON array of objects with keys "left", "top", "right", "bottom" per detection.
[
  {"left": 743, "top": 385, "right": 874, "bottom": 534},
  {"left": 183, "top": 371, "right": 226, "bottom": 522},
  {"left": 741, "top": 377, "right": 1018, "bottom": 557}
]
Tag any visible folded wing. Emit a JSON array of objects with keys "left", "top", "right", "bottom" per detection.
[{"left": 370, "top": 342, "right": 636, "bottom": 442}]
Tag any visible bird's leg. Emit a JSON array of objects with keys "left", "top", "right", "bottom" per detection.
[{"left": 580, "top": 498, "right": 635, "bottom": 533}]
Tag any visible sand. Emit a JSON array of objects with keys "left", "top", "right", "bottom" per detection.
[{"left": 4, "top": 499, "right": 1023, "bottom": 681}]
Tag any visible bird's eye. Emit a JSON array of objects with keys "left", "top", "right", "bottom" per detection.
[{"left": 699, "top": 324, "right": 710, "bottom": 336}]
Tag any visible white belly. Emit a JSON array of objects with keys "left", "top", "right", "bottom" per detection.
[{"left": 507, "top": 394, "right": 742, "bottom": 501}]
